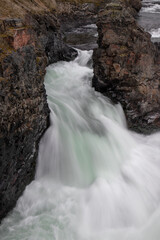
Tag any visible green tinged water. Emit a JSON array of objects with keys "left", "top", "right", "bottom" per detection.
[{"left": 1, "top": 50, "right": 160, "bottom": 240}]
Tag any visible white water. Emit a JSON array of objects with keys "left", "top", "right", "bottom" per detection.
[
  {"left": 141, "top": 0, "right": 160, "bottom": 13},
  {"left": 150, "top": 28, "right": 160, "bottom": 38},
  {"left": 142, "top": 4, "right": 160, "bottom": 13},
  {"left": 1, "top": 50, "right": 160, "bottom": 240},
  {"left": 138, "top": 0, "right": 160, "bottom": 39},
  {"left": 142, "top": 0, "right": 160, "bottom": 38}
]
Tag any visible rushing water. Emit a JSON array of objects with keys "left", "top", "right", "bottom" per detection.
[
  {"left": 1, "top": 49, "right": 160, "bottom": 240},
  {"left": 1, "top": 1, "right": 160, "bottom": 240},
  {"left": 138, "top": 0, "right": 160, "bottom": 41}
]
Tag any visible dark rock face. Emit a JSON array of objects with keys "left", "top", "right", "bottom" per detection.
[
  {"left": 0, "top": 46, "right": 49, "bottom": 221},
  {"left": 0, "top": 12, "right": 77, "bottom": 221},
  {"left": 93, "top": 0, "right": 160, "bottom": 133},
  {"left": 56, "top": 2, "right": 100, "bottom": 50},
  {"left": 27, "top": 13, "right": 78, "bottom": 64},
  {"left": 57, "top": 2, "right": 99, "bottom": 30}
]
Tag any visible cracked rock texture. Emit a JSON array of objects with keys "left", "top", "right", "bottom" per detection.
[
  {"left": 93, "top": 0, "right": 160, "bottom": 133},
  {"left": 0, "top": 1, "right": 77, "bottom": 221}
]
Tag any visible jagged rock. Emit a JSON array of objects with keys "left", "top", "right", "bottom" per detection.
[
  {"left": 57, "top": 1, "right": 99, "bottom": 30},
  {"left": 0, "top": 46, "right": 50, "bottom": 221},
  {"left": 93, "top": 0, "right": 160, "bottom": 133},
  {"left": 0, "top": 3, "right": 77, "bottom": 221}
]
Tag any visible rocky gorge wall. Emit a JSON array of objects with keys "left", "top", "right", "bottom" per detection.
[
  {"left": 0, "top": 0, "right": 77, "bottom": 221},
  {"left": 93, "top": 0, "right": 160, "bottom": 133},
  {"left": 1, "top": 0, "right": 159, "bottom": 223},
  {"left": 56, "top": 0, "right": 100, "bottom": 30}
]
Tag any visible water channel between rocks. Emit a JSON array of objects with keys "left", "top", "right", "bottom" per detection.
[{"left": 1, "top": 1, "right": 160, "bottom": 240}]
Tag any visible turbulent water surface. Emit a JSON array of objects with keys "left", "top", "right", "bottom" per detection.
[
  {"left": 138, "top": 0, "right": 160, "bottom": 41},
  {"left": 63, "top": 24, "right": 98, "bottom": 50},
  {"left": 1, "top": 1, "right": 160, "bottom": 240}
]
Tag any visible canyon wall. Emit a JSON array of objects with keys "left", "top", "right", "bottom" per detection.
[
  {"left": 0, "top": 0, "right": 77, "bottom": 221},
  {"left": 56, "top": 0, "right": 99, "bottom": 30},
  {"left": 93, "top": 0, "right": 160, "bottom": 133},
  {"left": 1, "top": 0, "right": 159, "bottom": 223}
]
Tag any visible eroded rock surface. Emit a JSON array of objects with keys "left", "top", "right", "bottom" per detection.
[
  {"left": 93, "top": 0, "right": 160, "bottom": 133},
  {"left": 56, "top": 1, "right": 100, "bottom": 50},
  {"left": 0, "top": 2, "right": 77, "bottom": 221},
  {"left": 57, "top": 1, "right": 98, "bottom": 30}
]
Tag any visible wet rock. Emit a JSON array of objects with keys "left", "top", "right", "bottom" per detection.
[
  {"left": 0, "top": 9, "right": 77, "bottom": 221},
  {"left": 56, "top": 1, "right": 100, "bottom": 50},
  {"left": 0, "top": 45, "right": 50, "bottom": 221},
  {"left": 93, "top": 0, "right": 160, "bottom": 133}
]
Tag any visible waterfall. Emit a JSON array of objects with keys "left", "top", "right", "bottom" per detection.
[{"left": 1, "top": 49, "right": 160, "bottom": 240}]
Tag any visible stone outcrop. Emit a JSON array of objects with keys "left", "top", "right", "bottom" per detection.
[
  {"left": 57, "top": 1, "right": 98, "bottom": 30},
  {"left": 93, "top": 0, "right": 160, "bottom": 133},
  {"left": 0, "top": 1, "right": 77, "bottom": 221},
  {"left": 56, "top": 0, "right": 108, "bottom": 31}
]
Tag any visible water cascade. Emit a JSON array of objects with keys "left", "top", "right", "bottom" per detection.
[
  {"left": 1, "top": 48, "right": 160, "bottom": 240},
  {"left": 1, "top": 1, "right": 160, "bottom": 238}
]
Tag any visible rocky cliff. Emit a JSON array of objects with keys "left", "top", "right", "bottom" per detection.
[
  {"left": 93, "top": 0, "right": 160, "bottom": 133},
  {"left": 0, "top": 0, "right": 77, "bottom": 221},
  {"left": 57, "top": 0, "right": 99, "bottom": 30}
]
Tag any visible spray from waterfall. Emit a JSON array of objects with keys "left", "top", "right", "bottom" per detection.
[{"left": 0, "top": 49, "right": 160, "bottom": 240}]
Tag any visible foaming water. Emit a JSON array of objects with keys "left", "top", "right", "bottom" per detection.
[
  {"left": 142, "top": 3, "right": 160, "bottom": 13},
  {"left": 1, "top": 50, "right": 160, "bottom": 240},
  {"left": 36, "top": 50, "right": 131, "bottom": 187},
  {"left": 138, "top": 0, "right": 160, "bottom": 41},
  {"left": 150, "top": 28, "right": 160, "bottom": 38}
]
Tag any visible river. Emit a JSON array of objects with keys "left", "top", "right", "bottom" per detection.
[{"left": 0, "top": 1, "right": 160, "bottom": 240}]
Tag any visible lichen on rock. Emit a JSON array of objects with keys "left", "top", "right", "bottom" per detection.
[
  {"left": 93, "top": 0, "right": 160, "bottom": 133},
  {"left": 0, "top": 0, "right": 77, "bottom": 222}
]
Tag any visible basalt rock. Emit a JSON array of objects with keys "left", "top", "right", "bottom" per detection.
[
  {"left": 93, "top": 0, "right": 160, "bottom": 133},
  {"left": 0, "top": 2, "right": 77, "bottom": 221}
]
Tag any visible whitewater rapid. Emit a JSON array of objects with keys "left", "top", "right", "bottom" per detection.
[
  {"left": 139, "top": 0, "right": 160, "bottom": 40},
  {"left": 1, "top": 49, "right": 160, "bottom": 240}
]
